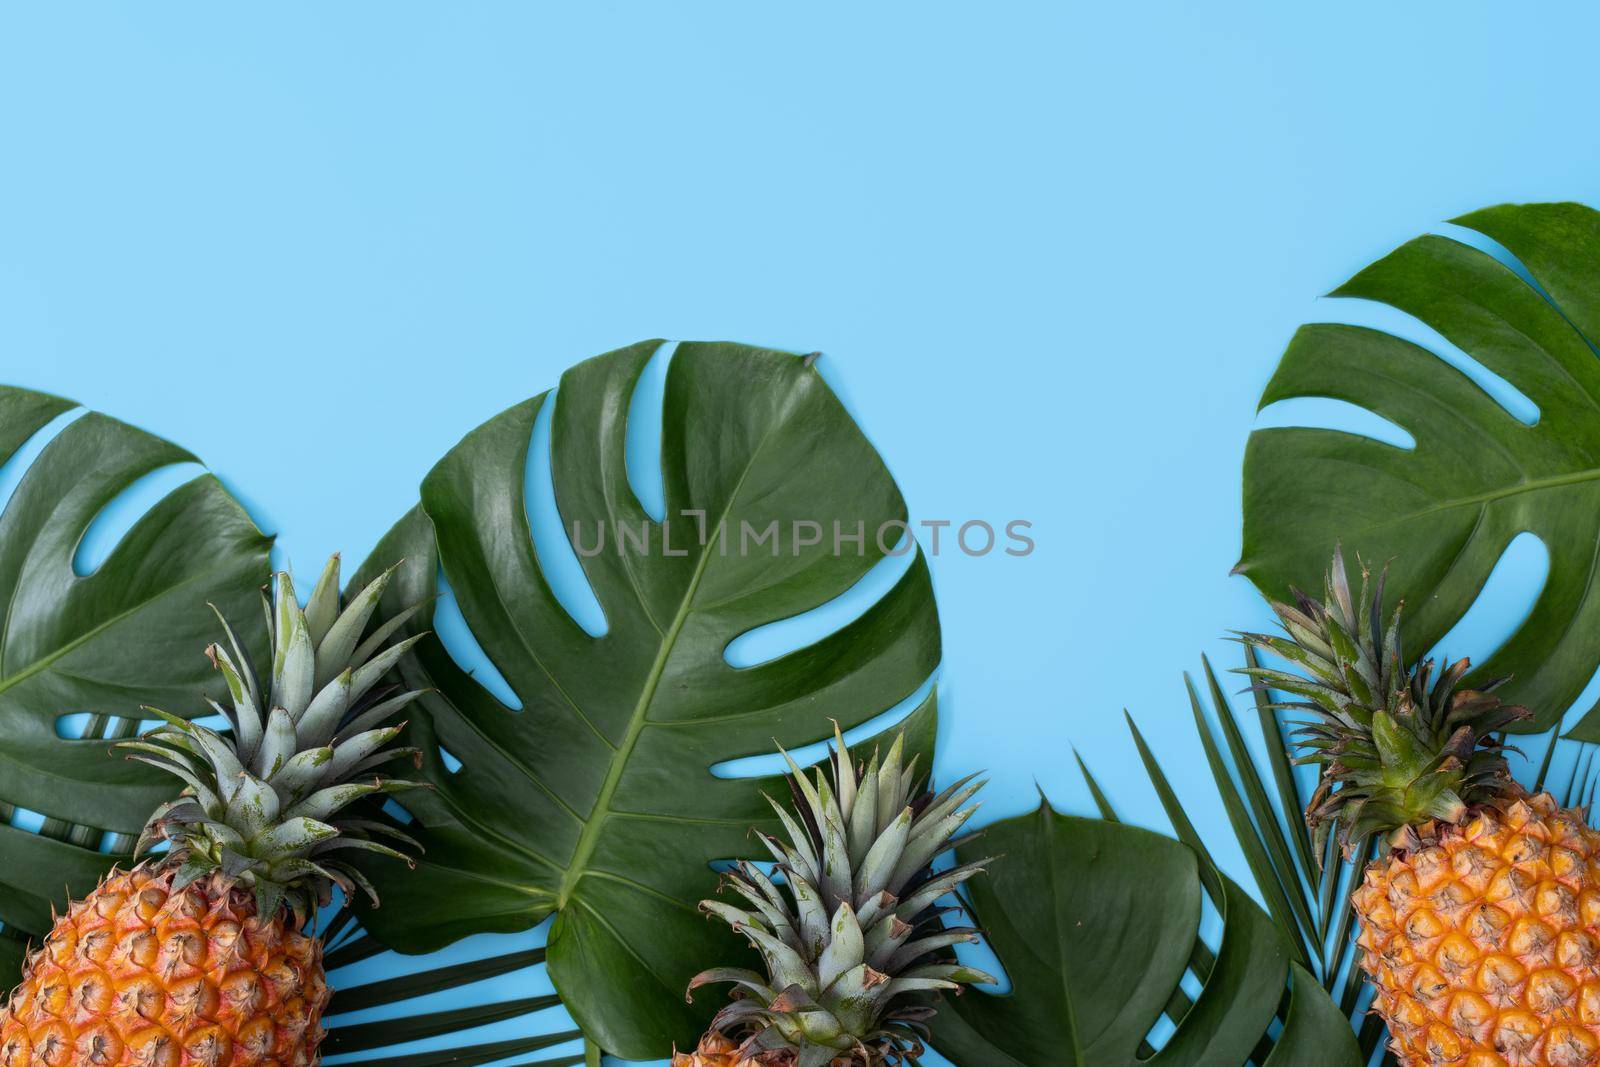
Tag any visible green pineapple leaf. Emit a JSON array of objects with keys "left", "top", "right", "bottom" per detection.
[
  {"left": 349, "top": 341, "right": 942, "bottom": 1059},
  {"left": 1236, "top": 200, "right": 1600, "bottom": 737},
  {"left": 926, "top": 798, "right": 1361, "bottom": 1067}
]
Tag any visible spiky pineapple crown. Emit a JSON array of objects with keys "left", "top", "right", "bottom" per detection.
[
  {"left": 688, "top": 727, "right": 994, "bottom": 1067},
  {"left": 122, "top": 555, "right": 430, "bottom": 921},
  {"left": 1238, "top": 545, "right": 1530, "bottom": 856}
]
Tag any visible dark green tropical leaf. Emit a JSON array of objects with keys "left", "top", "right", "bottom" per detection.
[
  {"left": 335, "top": 1032, "right": 583, "bottom": 1067},
  {"left": 350, "top": 341, "right": 942, "bottom": 1059},
  {"left": 927, "top": 801, "right": 1359, "bottom": 1066},
  {"left": 0, "top": 931, "right": 22, "bottom": 986},
  {"left": 1070, "top": 761, "right": 1256, "bottom": 1064},
  {"left": 1235, "top": 200, "right": 1600, "bottom": 735},
  {"left": 0, "top": 385, "right": 271, "bottom": 984},
  {"left": 1132, "top": 654, "right": 1389, "bottom": 1064},
  {"left": 327, "top": 994, "right": 564, "bottom": 1053},
  {"left": 328, "top": 945, "right": 548, "bottom": 1015}
]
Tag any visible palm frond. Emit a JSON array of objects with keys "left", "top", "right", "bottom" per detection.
[
  {"left": 1121, "top": 648, "right": 1399, "bottom": 1066},
  {"left": 319, "top": 904, "right": 584, "bottom": 1066}
]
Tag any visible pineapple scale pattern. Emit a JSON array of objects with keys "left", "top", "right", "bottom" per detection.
[
  {"left": 0, "top": 865, "right": 328, "bottom": 1067},
  {"left": 1356, "top": 793, "right": 1600, "bottom": 1066}
]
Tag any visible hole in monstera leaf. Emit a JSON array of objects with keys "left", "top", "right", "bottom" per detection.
[
  {"left": 1433, "top": 222, "right": 1592, "bottom": 358},
  {"left": 6, "top": 805, "right": 44, "bottom": 833},
  {"left": 708, "top": 856, "right": 779, "bottom": 877},
  {"left": 1557, "top": 662, "right": 1600, "bottom": 744},
  {"left": 1147, "top": 989, "right": 1208, "bottom": 1054},
  {"left": 55, "top": 712, "right": 154, "bottom": 800},
  {"left": 121, "top": 711, "right": 228, "bottom": 738},
  {"left": 54, "top": 712, "right": 92, "bottom": 739},
  {"left": 0, "top": 406, "right": 85, "bottom": 518},
  {"left": 1253, "top": 396, "right": 1415, "bottom": 450},
  {"left": 523, "top": 387, "right": 608, "bottom": 639},
  {"left": 1433, "top": 223, "right": 1545, "bottom": 291},
  {"left": 382, "top": 798, "right": 416, "bottom": 826},
  {"left": 1135, "top": 897, "right": 1222, "bottom": 1053},
  {"left": 2, "top": 802, "right": 126, "bottom": 855},
  {"left": 1421, "top": 530, "right": 1548, "bottom": 680},
  {"left": 624, "top": 340, "right": 674, "bottom": 524},
  {"left": 432, "top": 568, "right": 522, "bottom": 711},
  {"left": 1316, "top": 296, "right": 1540, "bottom": 427},
  {"left": 74, "top": 461, "right": 208, "bottom": 577},
  {"left": 437, "top": 746, "right": 463, "bottom": 774},
  {"left": 724, "top": 529, "right": 919, "bottom": 668},
  {"left": 709, "top": 673, "right": 937, "bottom": 779},
  {"left": 1197, "top": 877, "right": 1224, "bottom": 946},
  {"left": 1143, "top": 1010, "right": 1176, "bottom": 1051},
  {"left": 1180, "top": 966, "right": 1204, "bottom": 1003}
]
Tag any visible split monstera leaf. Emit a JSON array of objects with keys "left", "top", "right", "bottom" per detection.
[
  {"left": 0, "top": 386, "right": 271, "bottom": 981},
  {"left": 1238, "top": 201, "right": 1600, "bottom": 739},
  {"left": 346, "top": 341, "right": 945, "bottom": 1059}
]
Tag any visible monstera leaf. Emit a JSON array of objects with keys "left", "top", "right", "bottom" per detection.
[
  {"left": 1237, "top": 201, "right": 1600, "bottom": 735},
  {"left": 351, "top": 341, "right": 942, "bottom": 1059},
  {"left": 1132, "top": 654, "right": 1394, "bottom": 1063},
  {"left": 0, "top": 385, "right": 272, "bottom": 984},
  {"left": 928, "top": 800, "right": 1360, "bottom": 1067}
]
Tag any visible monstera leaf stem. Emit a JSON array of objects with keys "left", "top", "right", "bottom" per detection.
[{"left": 554, "top": 545, "right": 719, "bottom": 908}]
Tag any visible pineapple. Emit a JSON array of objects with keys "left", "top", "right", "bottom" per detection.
[
  {"left": 676, "top": 728, "right": 994, "bottom": 1067},
  {"left": 0, "top": 556, "right": 428, "bottom": 1067},
  {"left": 1239, "top": 546, "right": 1600, "bottom": 1067}
]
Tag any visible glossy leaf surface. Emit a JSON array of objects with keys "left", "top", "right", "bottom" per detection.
[
  {"left": 929, "top": 801, "right": 1360, "bottom": 1066},
  {"left": 1237, "top": 201, "right": 1600, "bottom": 734},
  {"left": 352, "top": 341, "right": 941, "bottom": 1058},
  {"left": 0, "top": 385, "right": 271, "bottom": 982}
]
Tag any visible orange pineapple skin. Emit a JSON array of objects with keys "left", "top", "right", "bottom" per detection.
[
  {"left": 1355, "top": 792, "right": 1600, "bottom": 1067},
  {"left": 672, "top": 1034, "right": 882, "bottom": 1066},
  {"left": 673, "top": 1034, "right": 807, "bottom": 1066},
  {"left": 0, "top": 863, "right": 329, "bottom": 1067},
  {"left": 673, "top": 1033, "right": 749, "bottom": 1066}
]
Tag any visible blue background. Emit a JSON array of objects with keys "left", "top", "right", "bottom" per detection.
[{"left": 1, "top": 5, "right": 1594, "bottom": 1064}]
